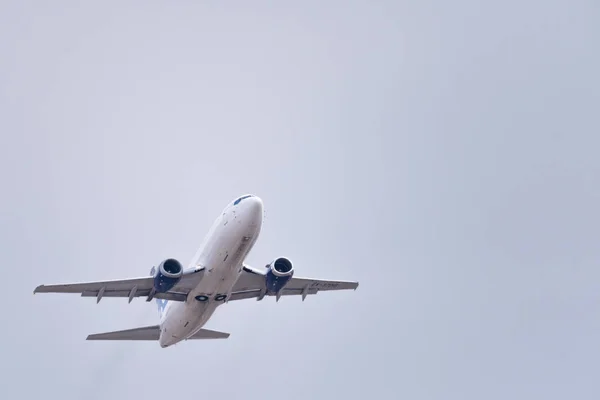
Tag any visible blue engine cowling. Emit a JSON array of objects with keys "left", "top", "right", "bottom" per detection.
[
  {"left": 265, "top": 257, "right": 294, "bottom": 294},
  {"left": 151, "top": 258, "right": 183, "bottom": 293}
]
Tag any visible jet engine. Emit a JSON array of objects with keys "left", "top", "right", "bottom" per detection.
[
  {"left": 152, "top": 258, "right": 183, "bottom": 293},
  {"left": 265, "top": 257, "right": 294, "bottom": 294}
]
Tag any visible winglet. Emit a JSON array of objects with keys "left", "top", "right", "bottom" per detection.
[{"left": 33, "top": 285, "right": 44, "bottom": 294}]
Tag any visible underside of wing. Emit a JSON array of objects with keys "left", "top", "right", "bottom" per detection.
[
  {"left": 33, "top": 266, "right": 206, "bottom": 303},
  {"left": 34, "top": 276, "right": 153, "bottom": 294},
  {"left": 228, "top": 287, "right": 320, "bottom": 301},
  {"left": 228, "top": 264, "right": 359, "bottom": 302}
]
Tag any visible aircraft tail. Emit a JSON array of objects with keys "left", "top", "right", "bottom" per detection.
[
  {"left": 86, "top": 325, "right": 230, "bottom": 341},
  {"left": 156, "top": 298, "right": 168, "bottom": 320},
  {"left": 150, "top": 266, "right": 169, "bottom": 321}
]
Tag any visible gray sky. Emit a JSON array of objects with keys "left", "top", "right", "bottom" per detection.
[{"left": 1, "top": 1, "right": 599, "bottom": 399}]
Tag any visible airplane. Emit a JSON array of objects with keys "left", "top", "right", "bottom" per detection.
[{"left": 33, "top": 194, "right": 359, "bottom": 347}]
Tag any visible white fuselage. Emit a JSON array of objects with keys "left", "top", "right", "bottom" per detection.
[{"left": 158, "top": 195, "right": 263, "bottom": 347}]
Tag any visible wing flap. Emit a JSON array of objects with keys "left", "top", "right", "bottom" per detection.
[
  {"left": 80, "top": 290, "right": 187, "bottom": 302},
  {"left": 228, "top": 287, "right": 319, "bottom": 301}
]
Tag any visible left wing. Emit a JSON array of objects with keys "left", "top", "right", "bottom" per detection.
[
  {"left": 228, "top": 265, "right": 359, "bottom": 302},
  {"left": 33, "top": 266, "right": 206, "bottom": 303}
]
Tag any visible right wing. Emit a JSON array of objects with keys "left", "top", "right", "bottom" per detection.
[{"left": 33, "top": 266, "right": 206, "bottom": 303}]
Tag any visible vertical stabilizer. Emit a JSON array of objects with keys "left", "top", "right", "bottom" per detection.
[
  {"left": 150, "top": 266, "right": 168, "bottom": 321},
  {"left": 156, "top": 298, "right": 168, "bottom": 321}
]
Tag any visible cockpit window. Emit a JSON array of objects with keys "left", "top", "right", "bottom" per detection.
[{"left": 233, "top": 195, "right": 253, "bottom": 205}]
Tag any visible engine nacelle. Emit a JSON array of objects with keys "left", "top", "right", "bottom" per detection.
[
  {"left": 265, "top": 257, "right": 294, "bottom": 294},
  {"left": 151, "top": 258, "right": 183, "bottom": 293}
]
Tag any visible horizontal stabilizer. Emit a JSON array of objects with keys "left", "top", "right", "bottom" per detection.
[
  {"left": 87, "top": 325, "right": 161, "bottom": 341},
  {"left": 188, "top": 328, "right": 230, "bottom": 340},
  {"left": 86, "top": 325, "right": 229, "bottom": 341}
]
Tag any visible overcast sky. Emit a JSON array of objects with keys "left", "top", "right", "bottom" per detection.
[{"left": 1, "top": 1, "right": 599, "bottom": 399}]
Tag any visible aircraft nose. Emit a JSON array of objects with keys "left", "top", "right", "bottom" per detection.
[
  {"left": 231, "top": 194, "right": 263, "bottom": 227},
  {"left": 246, "top": 196, "right": 263, "bottom": 214},
  {"left": 240, "top": 195, "right": 263, "bottom": 228}
]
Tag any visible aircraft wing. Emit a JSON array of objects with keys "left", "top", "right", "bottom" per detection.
[
  {"left": 33, "top": 266, "right": 206, "bottom": 303},
  {"left": 228, "top": 265, "right": 359, "bottom": 301}
]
